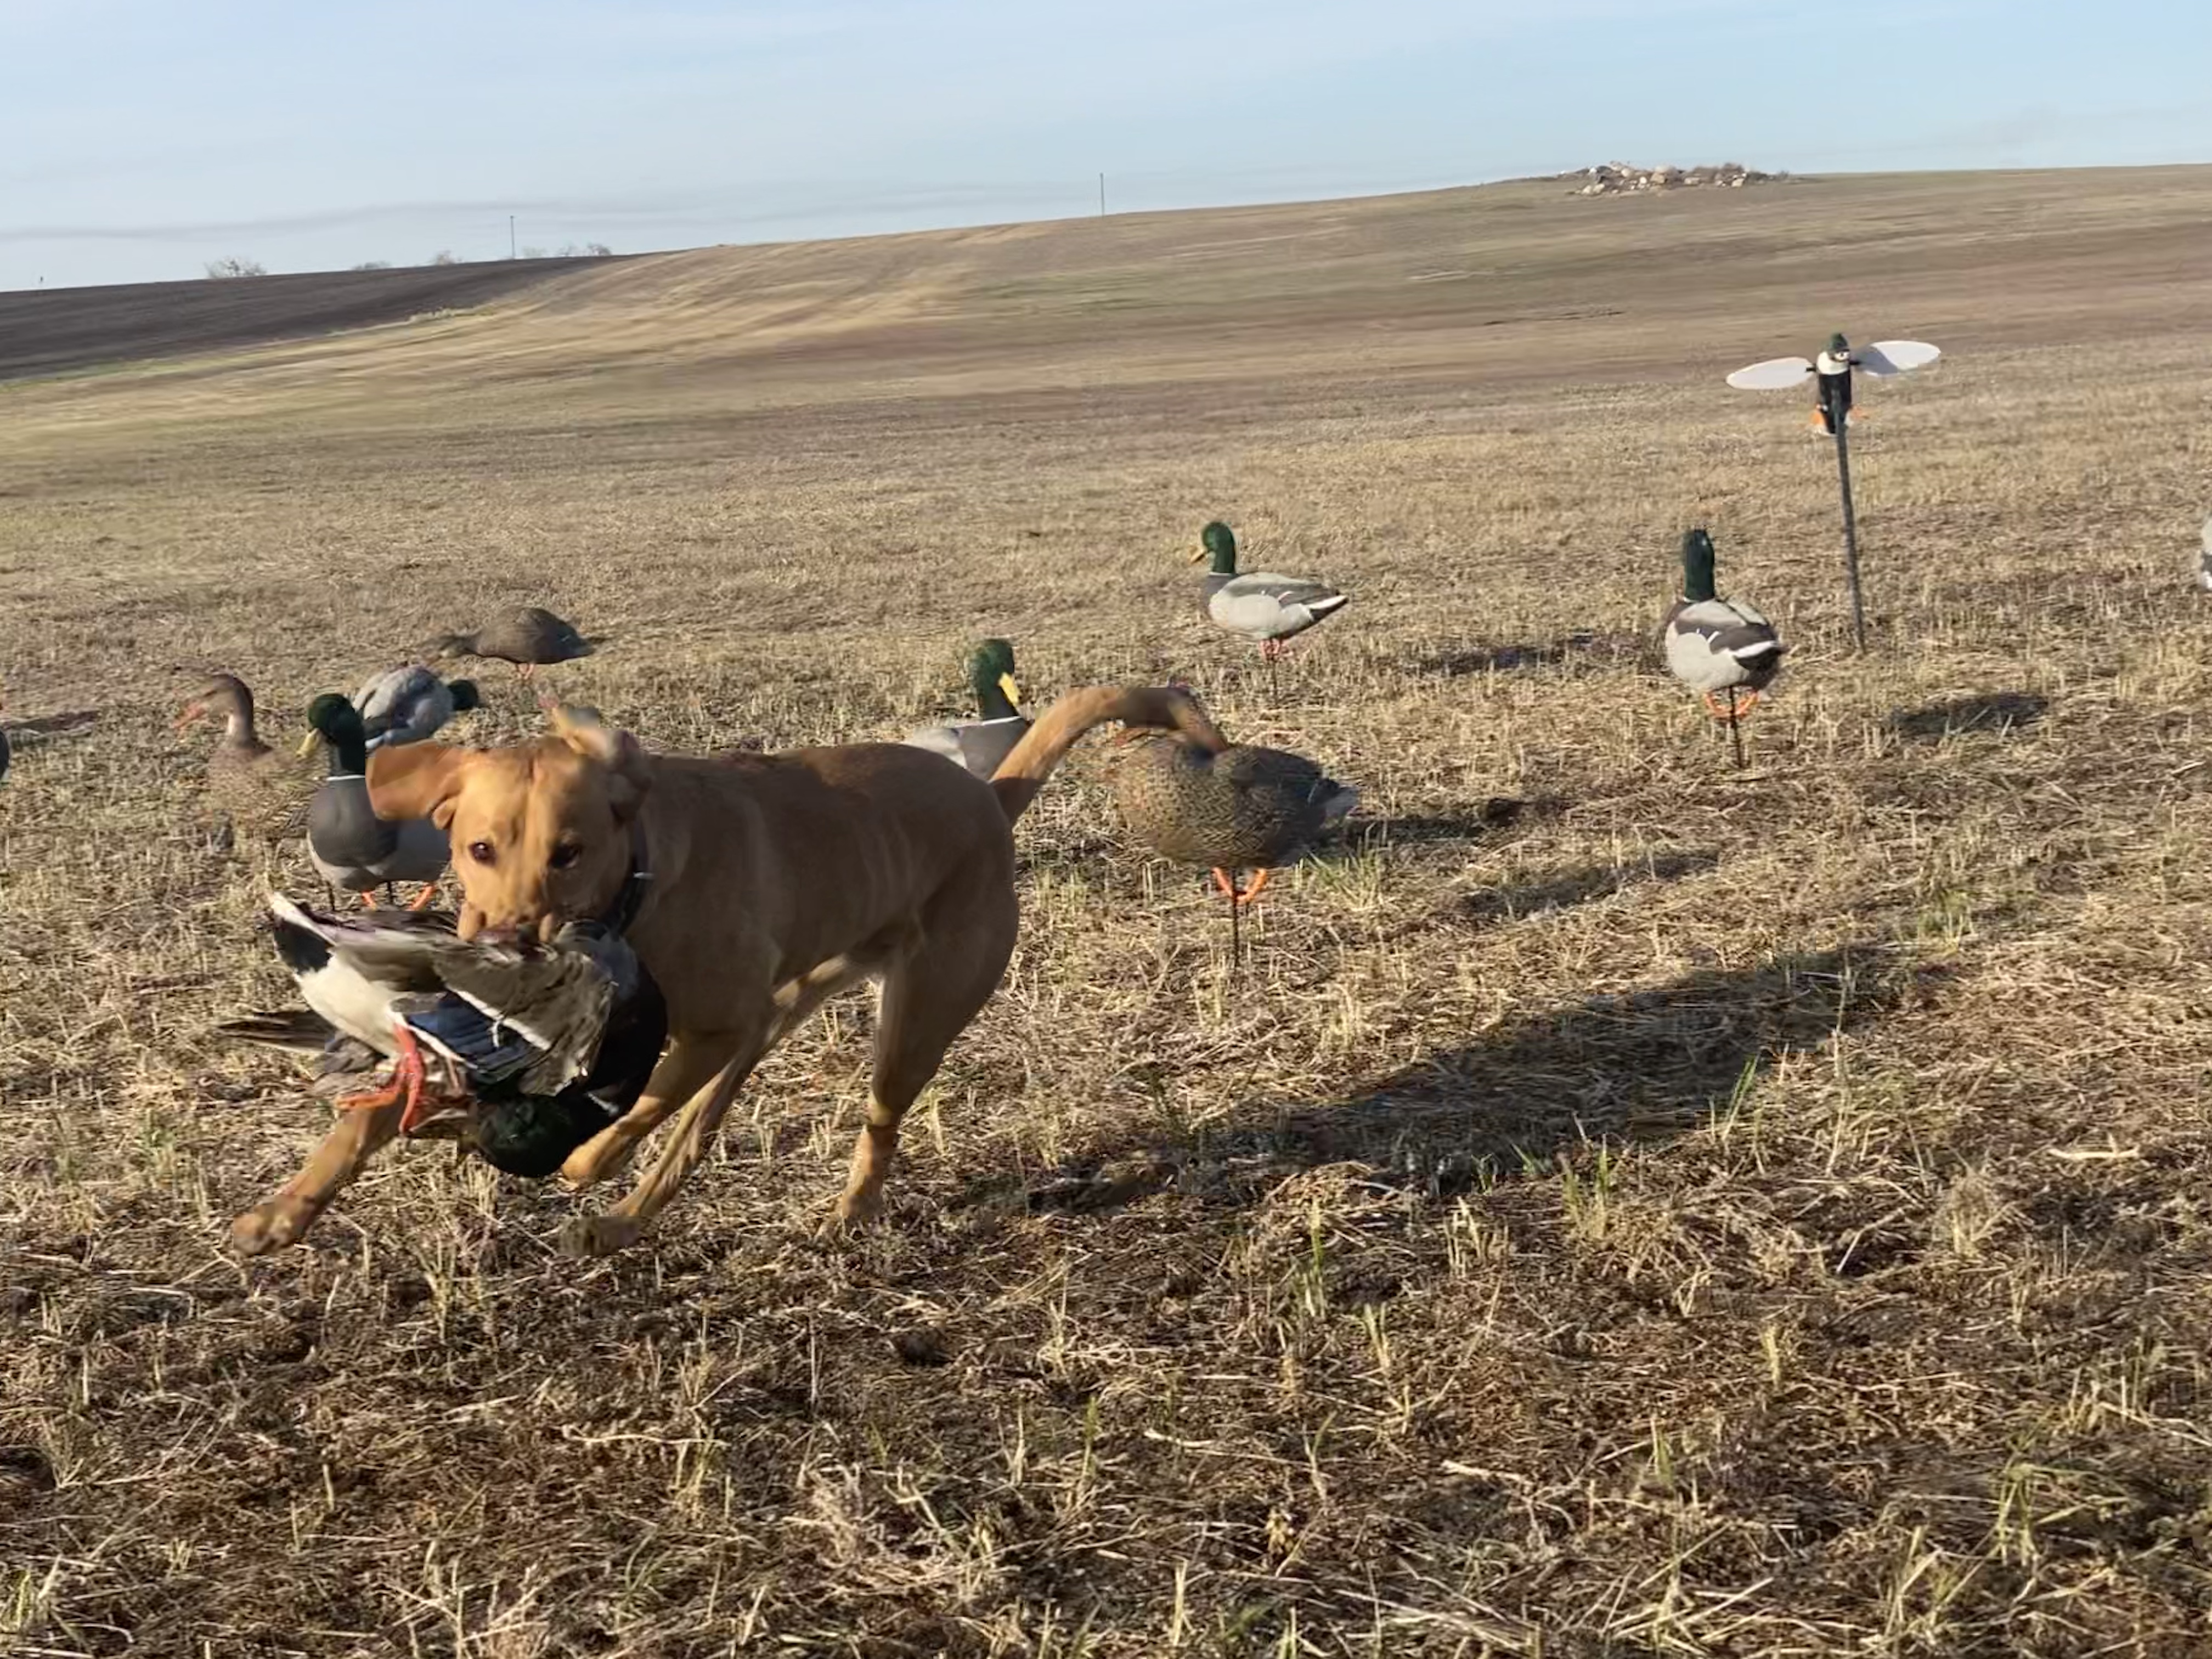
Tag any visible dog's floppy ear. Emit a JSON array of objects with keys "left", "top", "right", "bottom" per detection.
[
  {"left": 546, "top": 703, "right": 651, "bottom": 821},
  {"left": 367, "top": 742, "right": 475, "bottom": 831}
]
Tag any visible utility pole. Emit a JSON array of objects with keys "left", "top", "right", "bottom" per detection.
[{"left": 509, "top": 215, "right": 517, "bottom": 260}]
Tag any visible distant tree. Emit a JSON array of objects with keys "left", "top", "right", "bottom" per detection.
[
  {"left": 428, "top": 250, "right": 461, "bottom": 266},
  {"left": 204, "top": 256, "right": 268, "bottom": 279},
  {"left": 520, "top": 245, "right": 549, "bottom": 259},
  {"left": 585, "top": 241, "right": 613, "bottom": 257},
  {"left": 351, "top": 259, "right": 393, "bottom": 271}
]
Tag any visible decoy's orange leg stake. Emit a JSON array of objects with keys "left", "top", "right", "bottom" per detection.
[
  {"left": 407, "top": 882, "right": 441, "bottom": 912},
  {"left": 1703, "top": 689, "right": 1762, "bottom": 721}
]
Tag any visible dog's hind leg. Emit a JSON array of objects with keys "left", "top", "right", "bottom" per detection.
[
  {"left": 830, "top": 881, "right": 1020, "bottom": 1231},
  {"left": 230, "top": 1097, "right": 405, "bottom": 1255}
]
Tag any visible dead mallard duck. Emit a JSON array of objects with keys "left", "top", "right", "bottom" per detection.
[{"left": 220, "top": 893, "right": 665, "bottom": 1177}]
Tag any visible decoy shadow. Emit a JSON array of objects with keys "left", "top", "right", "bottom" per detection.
[{"left": 1887, "top": 691, "right": 2048, "bottom": 743}]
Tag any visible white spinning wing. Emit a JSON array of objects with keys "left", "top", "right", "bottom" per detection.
[
  {"left": 1726, "top": 356, "right": 1814, "bottom": 391},
  {"left": 1855, "top": 340, "right": 1940, "bottom": 377}
]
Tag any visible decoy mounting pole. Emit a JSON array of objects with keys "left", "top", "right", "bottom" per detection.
[
  {"left": 1832, "top": 411, "right": 1867, "bottom": 652},
  {"left": 1726, "top": 333, "right": 1940, "bottom": 658}
]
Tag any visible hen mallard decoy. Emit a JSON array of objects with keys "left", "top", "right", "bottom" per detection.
[
  {"left": 1663, "top": 528, "right": 1785, "bottom": 766},
  {"left": 1194, "top": 522, "right": 1348, "bottom": 678},
  {"left": 1102, "top": 709, "right": 1358, "bottom": 952},
  {"left": 219, "top": 893, "right": 665, "bottom": 1175},
  {"left": 352, "top": 665, "right": 481, "bottom": 751},
  {"left": 902, "top": 638, "right": 1028, "bottom": 779},
  {"left": 177, "top": 674, "right": 312, "bottom": 844},
  {"left": 433, "top": 606, "right": 594, "bottom": 682},
  {"left": 298, "top": 693, "right": 451, "bottom": 907}
]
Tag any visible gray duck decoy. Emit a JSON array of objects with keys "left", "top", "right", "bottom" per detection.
[
  {"left": 299, "top": 692, "right": 450, "bottom": 906},
  {"left": 433, "top": 606, "right": 594, "bottom": 682},
  {"left": 902, "top": 638, "right": 1029, "bottom": 779},
  {"left": 353, "top": 664, "right": 481, "bottom": 751}
]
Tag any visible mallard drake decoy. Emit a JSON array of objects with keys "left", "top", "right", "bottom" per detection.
[
  {"left": 177, "top": 674, "right": 312, "bottom": 844},
  {"left": 298, "top": 693, "right": 451, "bottom": 907},
  {"left": 352, "top": 665, "right": 481, "bottom": 751},
  {"left": 219, "top": 893, "right": 658, "bottom": 1166},
  {"left": 433, "top": 606, "right": 594, "bottom": 682},
  {"left": 1663, "top": 528, "right": 1784, "bottom": 766},
  {"left": 1103, "top": 713, "right": 1358, "bottom": 941},
  {"left": 902, "top": 638, "right": 1029, "bottom": 779},
  {"left": 1194, "top": 521, "right": 1348, "bottom": 661}
]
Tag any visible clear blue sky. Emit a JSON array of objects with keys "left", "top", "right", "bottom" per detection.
[{"left": 5, "top": 0, "right": 2208, "bottom": 290}]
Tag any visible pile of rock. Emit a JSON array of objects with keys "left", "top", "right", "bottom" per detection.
[{"left": 1570, "top": 162, "right": 1776, "bottom": 196}]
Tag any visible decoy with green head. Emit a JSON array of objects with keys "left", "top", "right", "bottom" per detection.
[
  {"left": 1662, "top": 528, "right": 1784, "bottom": 766},
  {"left": 903, "top": 638, "right": 1029, "bottom": 779},
  {"left": 298, "top": 692, "right": 451, "bottom": 906},
  {"left": 1193, "top": 521, "right": 1348, "bottom": 689}
]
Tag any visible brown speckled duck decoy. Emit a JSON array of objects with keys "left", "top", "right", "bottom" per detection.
[
  {"left": 1102, "top": 713, "right": 1358, "bottom": 908},
  {"left": 176, "top": 674, "right": 312, "bottom": 844},
  {"left": 433, "top": 606, "right": 594, "bottom": 681}
]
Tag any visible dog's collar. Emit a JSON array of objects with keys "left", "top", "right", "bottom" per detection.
[{"left": 597, "top": 821, "right": 653, "bottom": 937}]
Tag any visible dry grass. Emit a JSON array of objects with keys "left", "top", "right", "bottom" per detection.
[{"left": 5, "top": 168, "right": 2212, "bottom": 1656}]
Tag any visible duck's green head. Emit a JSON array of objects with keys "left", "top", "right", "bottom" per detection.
[
  {"left": 448, "top": 679, "right": 482, "bottom": 713},
  {"left": 297, "top": 692, "right": 367, "bottom": 764},
  {"left": 968, "top": 637, "right": 1022, "bottom": 720},
  {"left": 1193, "top": 520, "right": 1239, "bottom": 575},
  {"left": 1680, "top": 528, "right": 1718, "bottom": 603}
]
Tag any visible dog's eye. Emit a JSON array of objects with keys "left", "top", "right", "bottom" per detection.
[
  {"left": 467, "top": 840, "right": 496, "bottom": 866},
  {"left": 548, "top": 841, "right": 582, "bottom": 871}
]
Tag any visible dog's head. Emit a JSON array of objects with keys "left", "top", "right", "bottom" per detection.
[{"left": 367, "top": 704, "right": 650, "bottom": 943}]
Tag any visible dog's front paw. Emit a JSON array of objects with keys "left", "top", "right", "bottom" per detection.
[
  {"left": 819, "top": 1184, "right": 886, "bottom": 1238},
  {"left": 230, "top": 1199, "right": 314, "bottom": 1257},
  {"left": 558, "top": 1213, "right": 642, "bottom": 1258}
]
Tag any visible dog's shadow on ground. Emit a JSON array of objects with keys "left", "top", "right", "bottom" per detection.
[
  {"left": 983, "top": 939, "right": 1946, "bottom": 1217},
  {"left": 1887, "top": 691, "right": 2048, "bottom": 743}
]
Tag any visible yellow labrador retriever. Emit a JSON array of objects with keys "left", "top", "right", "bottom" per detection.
[{"left": 229, "top": 685, "right": 1226, "bottom": 1257}]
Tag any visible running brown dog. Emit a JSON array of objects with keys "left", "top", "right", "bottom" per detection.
[{"left": 228, "top": 685, "right": 1226, "bottom": 1258}]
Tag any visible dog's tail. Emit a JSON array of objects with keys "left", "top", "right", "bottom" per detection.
[{"left": 990, "top": 686, "right": 1228, "bottom": 825}]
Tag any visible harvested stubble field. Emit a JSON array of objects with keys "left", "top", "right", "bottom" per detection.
[{"left": 4, "top": 166, "right": 2212, "bottom": 1656}]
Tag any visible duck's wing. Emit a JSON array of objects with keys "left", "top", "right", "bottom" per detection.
[
  {"left": 1857, "top": 341, "right": 1940, "bottom": 377},
  {"left": 1726, "top": 356, "right": 1814, "bottom": 391},
  {"left": 1210, "top": 573, "right": 1349, "bottom": 639},
  {"left": 269, "top": 892, "right": 456, "bottom": 987},
  {"left": 417, "top": 925, "right": 627, "bottom": 1093},
  {"left": 1668, "top": 599, "right": 1783, "bottom": 666}
]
